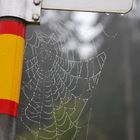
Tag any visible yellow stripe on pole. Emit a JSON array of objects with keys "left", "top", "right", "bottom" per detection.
[{"left": 0, "top": 34, "right": 25, "bottom": 103}]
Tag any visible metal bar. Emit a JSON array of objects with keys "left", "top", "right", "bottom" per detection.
[
  {"left": 0, "top": 18, "right": 26, "bottom": 140},
  {"left": 42, "top": 0, "right": 133, "bottom": 13}
]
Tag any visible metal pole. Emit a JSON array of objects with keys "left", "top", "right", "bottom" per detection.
[{"left": 0, "top": 18, "right": 26, "bottom": 140}]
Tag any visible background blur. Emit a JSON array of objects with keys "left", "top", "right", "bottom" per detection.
[{"left": 16, "top": 0, "right": 140, "bottom": 140}]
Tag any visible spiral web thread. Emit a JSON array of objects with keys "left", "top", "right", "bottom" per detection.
[{"left": 16, "top": 29, "right": 106, "bottom": 140}]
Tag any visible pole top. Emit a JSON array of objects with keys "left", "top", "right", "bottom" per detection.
[{"left": 0, "top": 0, "right": 41, "bottom": 22}]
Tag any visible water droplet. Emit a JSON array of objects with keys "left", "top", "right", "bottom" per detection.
[{"left": 106, "top": 13, "right": 110, "bottom": 16}]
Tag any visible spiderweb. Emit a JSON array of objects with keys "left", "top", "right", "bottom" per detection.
[{"left": 16, "top": 15, "right": 106, "bottom": 140}]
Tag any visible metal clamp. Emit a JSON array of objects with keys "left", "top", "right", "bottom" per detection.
[{"left": 0, "top": 0, "right": 42, "bottom": 22}]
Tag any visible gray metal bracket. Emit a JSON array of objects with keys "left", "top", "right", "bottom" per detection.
[{"left": 0, "top": 0, "right": 41, "bottom": 22}]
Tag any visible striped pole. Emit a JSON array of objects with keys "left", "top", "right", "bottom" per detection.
[
  {"left": 0, "top": 19, "right": 26, "bottom": 117},
  {"left": 0, "top": 18, "right": 26, "bottom": 140}
]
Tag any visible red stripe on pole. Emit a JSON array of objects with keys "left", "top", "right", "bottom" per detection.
[
  {"left": 0, "top": 20, "right": 25, "bottom": 38},
  {"left": 0, "top": 99, "right": 19, "bottom": 117},
  {"left": 0, "top": 19, "right": 26, "bottom": 117}
]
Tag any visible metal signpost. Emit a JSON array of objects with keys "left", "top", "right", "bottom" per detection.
[{"left": 0, "top": 0, "right": 133, "bottom": 139}]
